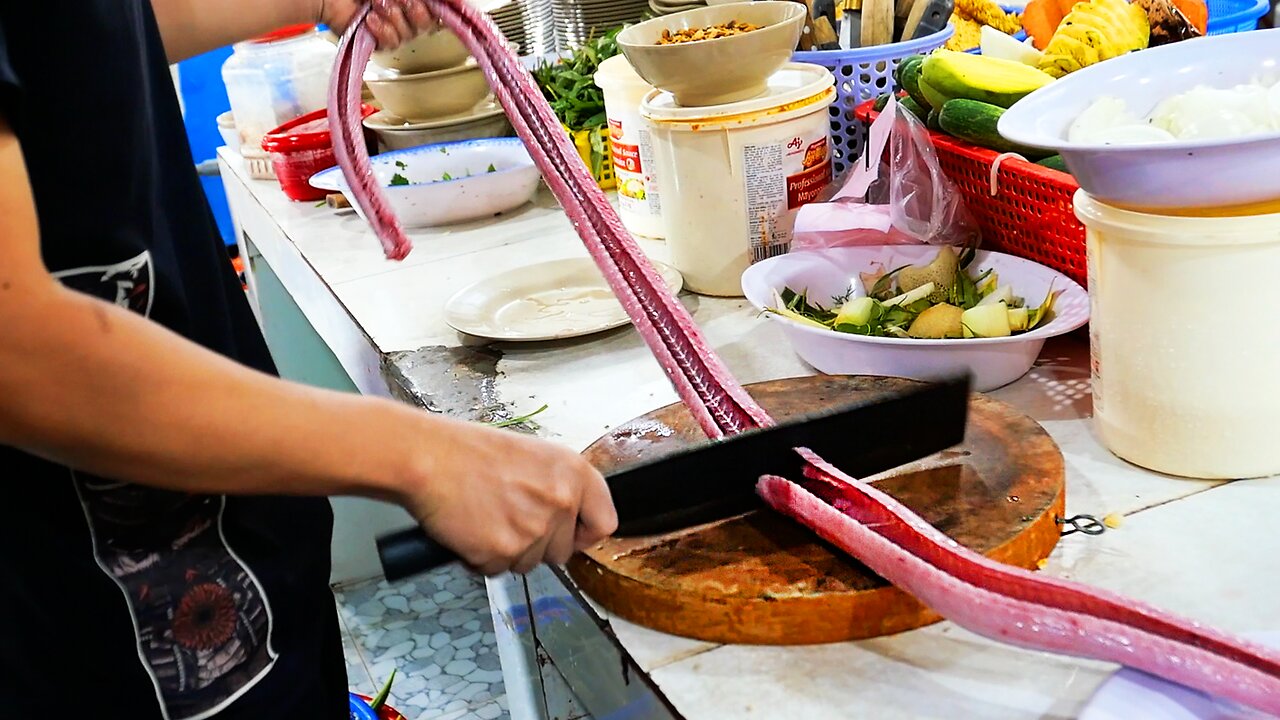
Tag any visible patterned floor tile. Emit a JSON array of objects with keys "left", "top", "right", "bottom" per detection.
[{"left": 334, "top": 565, "right": 508, "bottom": 719}]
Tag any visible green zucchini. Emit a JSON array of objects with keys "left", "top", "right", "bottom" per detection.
[{"left": 937, "top": 98, "right": 1052, "bottom": 159}]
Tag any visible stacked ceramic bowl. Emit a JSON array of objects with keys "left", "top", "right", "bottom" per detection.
[
  {"left": 648, "top": 0, "right": 708, "bottom": 17},
  {"left": 362, "top": 25, "right": 515, "bottom": 151},
  {"left": 553, "top": 0, "right": 651, "bottom": 47}
]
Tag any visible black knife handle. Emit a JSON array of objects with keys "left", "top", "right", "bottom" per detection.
[{"left": 376, "top": 527, "right": 458, "bottom": 581}]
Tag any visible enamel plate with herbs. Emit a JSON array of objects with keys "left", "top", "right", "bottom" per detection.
[{"left": 766, "top": 245, "right": 1060, "bottom": 340}]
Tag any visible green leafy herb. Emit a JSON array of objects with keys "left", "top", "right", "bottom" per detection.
[
  {"left": 486, "top": 404, "right": 549, "bottom": 430},
  {"left": 441, "top": 171, "right": 453, "bottom": 181},
  {"left": 487, "top": 163, "right": 497, "bottom": 173},
  {"left": 314, "top": 200, "right": 326, "bottom": 208},
  {"left": 370, "top": 669, "right": 396, "bottom": 711},
  {"left": 394, "top": 160, "right": 407, "bottom": 170},
  {"left": 531, "top": 26, "right": 625, "bottom": 133},
  {"left": 389, "top": 173, "right": 409, "bottom": 186}
]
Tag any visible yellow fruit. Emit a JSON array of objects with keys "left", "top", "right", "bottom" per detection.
[
  {"left": 908, "top": 303, "right": 965, "bottom": 338},
  {"left": 1037, "top": 0, "right": 1149, "bottom": 77}
]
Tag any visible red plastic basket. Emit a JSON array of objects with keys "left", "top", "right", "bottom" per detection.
[{"left": 854, "top": 100, "right": 1088, "bottom": 289}]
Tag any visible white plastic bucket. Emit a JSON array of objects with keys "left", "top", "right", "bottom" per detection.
[
  {"left": 594, "top": 55, "right": 664, "bottom": 240},
  {"left": 1075, "top": 189, "right": 1280, "bottom": 479},
  {"left": 642, "top": 63, "right": 836, "bottom": 297}
]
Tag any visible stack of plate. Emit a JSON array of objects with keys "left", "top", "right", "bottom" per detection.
[
  {"left": 520, "top": 0, "right": 558, "bottom": 55},
  {"left": 553, "top": 0, "right": 650, "bottom": 47},
  {"left": 490, "top": 0, "right": 530, "bottom": 52},
  {"left": 648, "top": 0, "right": 707, "bottom": 16}
]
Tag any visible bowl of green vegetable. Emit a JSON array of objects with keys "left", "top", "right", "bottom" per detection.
[{"left": 741, "top": 244, "right": 1089, "bottom": 391}]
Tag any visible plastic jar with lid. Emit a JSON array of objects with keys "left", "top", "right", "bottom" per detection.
[
  {"left": 594, "top": 55, "right": 663, "bottom": 239},
  {"left": 221, "top": 24, "right": 337, "bottom": 158}
]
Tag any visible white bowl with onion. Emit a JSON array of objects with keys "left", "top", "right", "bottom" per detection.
[
  {"left": 997, "top": 28, "right": 1280, "bottom": 212},
  {"left": 741, "top": 245, "right": 1090, "bottom": 392},
  {"left": 309, "top": 137, "right": 542, "bottom": 227}
]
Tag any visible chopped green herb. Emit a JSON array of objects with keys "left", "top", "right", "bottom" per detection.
[
  {"left": 486, "top": 404, "right": 549, "bottom": 430},
  {"left": 487, "top": 163, "right": 497, "bottom": 173},
  {"left": 441, "top": 172, "right": 452, "bottom": 181},
  {"left": 314, "top": 200, "right": 326, "bottom": 208},
  {"left": 394, "top": 159, "right": 407, "bottom": 169},
  {"left": 389, "top": 173, "right": 410, "bottom": 186}
]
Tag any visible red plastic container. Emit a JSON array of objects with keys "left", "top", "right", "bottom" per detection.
[
  {"left": 261, "top": 104, "right": 378, "bottom": 201},
  {"left": 854, "top": 100, "right": 1088, "bottom": 289}
]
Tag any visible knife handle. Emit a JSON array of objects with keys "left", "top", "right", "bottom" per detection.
[{"left": 376, "top": 527, "right": 458, "bottom": 581}]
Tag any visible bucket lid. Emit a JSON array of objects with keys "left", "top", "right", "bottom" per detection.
[
  {"left": 593, "top": 54, "right": 652, "bottom": 91},
  {"left": 641, "top": 62, "right": 834, "bottom": 122},
  {"left": 261, "top": 104, "right": 377, "bottom": 153},
  {"left": 250, "top": 24, "right": 316, "bottom": 44}
]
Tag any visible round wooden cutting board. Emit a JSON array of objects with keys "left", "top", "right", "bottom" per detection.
[{"left": 566, "top": 375, "right": 1066, "bottom": 645}]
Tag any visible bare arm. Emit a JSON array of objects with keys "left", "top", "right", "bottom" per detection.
[
  {"left": 149, "top": 0, "right": 435, "bottom": 63},
  {"left": 0, "top": 118, "right": 615, "bottom": 573}
]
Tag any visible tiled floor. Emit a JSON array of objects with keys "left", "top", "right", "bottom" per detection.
[{"left": 336, "top": 564, "right": 508, "bottom": 720}]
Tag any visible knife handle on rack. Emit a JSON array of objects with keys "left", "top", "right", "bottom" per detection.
[{"left": 376, "top": 527, "right": 458, "bottom": 581}]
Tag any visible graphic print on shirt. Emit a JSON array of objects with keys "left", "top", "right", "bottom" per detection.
[{"left": 57, "top": 251, "right": 278, "bottom": 720}]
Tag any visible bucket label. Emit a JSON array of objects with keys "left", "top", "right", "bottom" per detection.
[
  {"left": 609, "top": 118, "right": 660, "bottom": 216},
  {"left": 743, "top": 133, "right": 832, "bottom": 263}
]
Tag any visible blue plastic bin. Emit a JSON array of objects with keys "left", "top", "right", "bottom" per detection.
[{"left": 1207, "top": 0, "right": 1270, "bottom": 33}]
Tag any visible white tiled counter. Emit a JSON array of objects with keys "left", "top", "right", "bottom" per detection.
[{"left": 217, "top": 146, "right": 1280, "bottom": 720}]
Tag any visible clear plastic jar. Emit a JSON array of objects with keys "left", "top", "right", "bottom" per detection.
[{"left": 221, "top": 24, "right": 337, "bottom": 158}]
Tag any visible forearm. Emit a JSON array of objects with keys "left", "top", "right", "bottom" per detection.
[
  {"left": 150, "top": 0, "right": 317, "bottom": 62},
  {"left": 0, "top": 279, "right": 430, "bottom": 501}
]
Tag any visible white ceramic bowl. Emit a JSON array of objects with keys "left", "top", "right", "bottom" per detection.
[
  {"left": 740, "top": 245, "right": 1090, "bottom": 391},
  {"left": 998, "top": 28, "right": 1280, "bottom": 211},
  {"left": 308, "top": 138, "right": 542, "bottom": 227}
]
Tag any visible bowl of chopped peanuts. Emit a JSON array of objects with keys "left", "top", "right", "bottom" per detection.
[{"left": 617, "top": 1, "right": 806, "bottom": 106}]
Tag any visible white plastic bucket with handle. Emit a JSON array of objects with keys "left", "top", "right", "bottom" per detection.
[
  {"left": 1075, "top": 190, "right": 1280, "bottom": 479},
  {"left": 642, "top": 63, "right": 836, "bottom": 297}
]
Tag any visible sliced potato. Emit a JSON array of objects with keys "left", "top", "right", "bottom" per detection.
[{"left": 908, "top": 303, "right": 964, "bottom": 338}]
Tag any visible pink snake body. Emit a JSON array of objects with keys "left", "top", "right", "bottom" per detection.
[{"left": 327, "top": 5, "right": 1280, "bottom": 714}]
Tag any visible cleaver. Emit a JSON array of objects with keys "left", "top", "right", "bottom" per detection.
[{"left": 376, "top": 374, "right": 970, "bottom": 581}]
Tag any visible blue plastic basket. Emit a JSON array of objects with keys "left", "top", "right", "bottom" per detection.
[
  {"left": 1207, "top": 0, "right": 1269, "bottom": 32},
  {"left": 793, "top": 27, "right": 954, "bottom": 177}
]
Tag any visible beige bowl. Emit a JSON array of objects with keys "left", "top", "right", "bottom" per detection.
[
  {"left": 371, "top": 28, "right": 470, "bottom": 74},
  {"left": 617, "top": 1, "right": 806, "bottom": 107},
  {"left": 364, "top": 59, "right": 491, "bottom": 122}
]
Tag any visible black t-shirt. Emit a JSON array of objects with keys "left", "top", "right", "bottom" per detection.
[{"left": 0, "top": 3, "right": 347, "bottom": 718}]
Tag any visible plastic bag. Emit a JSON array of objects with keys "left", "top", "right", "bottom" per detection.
[{"left": 792, "top": 97, "right": 981, "bottom": 251}]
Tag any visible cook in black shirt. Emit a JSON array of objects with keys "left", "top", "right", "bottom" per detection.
[{"left": 0, "top": 1, "right": 616, "bottom": 717}]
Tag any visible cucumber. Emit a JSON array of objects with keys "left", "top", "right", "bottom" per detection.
[
  {"left": 900, "top": 96, "right": 929, "bottom": 123},
  {"left": 921, "top": 49, "right": 1054, "bottom": 109},
  {"left": 1036, "top": 155, "right": 1071, "bottom": 174},
  {"left": 873, "top": 93, "right": 892, "bottom": 112},
  {"left": 899, "top": 57, "right": 933, "bottom": 112},
  {"left": 937, "top": 98, "right": 1052, "bottom": 158},
  {"left": 894, "top": 54, "right": 924, "bottom": 87},
  {"left": 927, "top": 106, "right": 943, "bottom": 132}
]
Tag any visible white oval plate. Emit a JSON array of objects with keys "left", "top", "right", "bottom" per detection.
[
  {"left": 445, "top": 257, "right": 685, "bottom": 342},
  {"left": 1079, "top": 631, "right": 1280, "bottom": 720}
]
